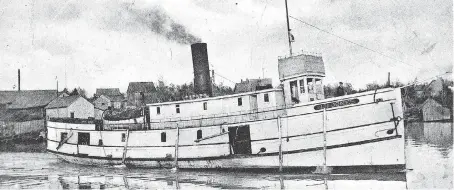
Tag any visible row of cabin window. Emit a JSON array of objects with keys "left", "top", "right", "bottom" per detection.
[
  {"left": 61, "top": 130, "right": 204, "bottom": 145},
  {"left": 154, "top": 94, "right": 270, "bottom": 115}
]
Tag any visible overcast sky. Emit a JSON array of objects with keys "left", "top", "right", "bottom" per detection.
[{"left": 0, "top": 0, "right": 452, "bottom": 95}]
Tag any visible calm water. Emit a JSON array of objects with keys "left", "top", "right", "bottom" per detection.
[{"left": 0, "top": 122, "right": 452, "bottom": 189}]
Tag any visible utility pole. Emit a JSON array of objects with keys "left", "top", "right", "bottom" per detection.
[{"left": 18, "top": 69, "right": 21, "bottom": 92}]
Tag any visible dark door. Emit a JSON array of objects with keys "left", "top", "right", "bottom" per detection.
[
  {"left": 78, "top": 132, "right": 90, "bottom": 145},
  {"left": 228, "top": 125, "right": 252, "bottom": 154}
]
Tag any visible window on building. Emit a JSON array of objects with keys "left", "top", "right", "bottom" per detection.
[
  {"left": 101, "top": 103, "right": 106, "bottom": 106},
  {"left": 176, "top": 105, "right": 180, "bottom": 113},
  {"left": 121, "top": 133, "right": 126, "bottom": 142},
  {"left": 264, "top": 93, "right": 269, "bottom": 102},
  {"left": 161, "top": 132, "right": 166, "bottom": 142},
  {"left": 197, "top": 129, "right": 202, "bottom": 140},
  {"left": 70, "top": 112, "right": 75, "bottom": 118},
  {"left": 157, "top": 107, "right": 161, "bottom": 115},
  {"left": 60, "top": 132, "right": 68, "bottom": 142},
  {"left": 238, "top": 97, "right": 243, "bottom": 106},
  {"left": 203, "top": 102, "right": 207, "bottom": 110},
  {"left": 78, "top": 132, "right": 90, "bottom": 145}
]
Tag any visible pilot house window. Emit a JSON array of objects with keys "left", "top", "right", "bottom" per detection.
[{"left": 299, "top": 79, "right": 305, "bottom": 93}]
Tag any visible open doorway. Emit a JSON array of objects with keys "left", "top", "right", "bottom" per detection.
[{"left": 228, "top": 125, "right": 252, "bottom": 154}]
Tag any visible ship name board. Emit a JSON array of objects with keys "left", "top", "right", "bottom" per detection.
[{"left": 314, "top": 98, "right": 360, "bottom": 110}]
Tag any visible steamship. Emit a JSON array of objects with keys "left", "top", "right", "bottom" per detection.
[{"left": 46, "top": 3, "right": 406, "bottom": 173}]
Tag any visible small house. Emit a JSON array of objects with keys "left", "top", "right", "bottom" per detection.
[
  {"left": 95, "top": 88, "right": 126, "bottom": 109},
  {"left": 421, "top": 98, "right": 452, "bottom": 122},
  {"left": 45, "top": 95, "right": 94, "bottom": 119},
  {"left": 127, "top": 82, "right": 156, "bottom": 107}
]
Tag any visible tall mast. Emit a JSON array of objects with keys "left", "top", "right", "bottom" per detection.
[{"left": 284, "top": 0, "right": 293, "bottom": 56}]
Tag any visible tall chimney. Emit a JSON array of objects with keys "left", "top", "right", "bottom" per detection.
[
  {"left": 18, "top": 69, "right": 20, "bottom": 92},
  {"left": 191, "top": 43, "right": 212, "bottom": 97}
]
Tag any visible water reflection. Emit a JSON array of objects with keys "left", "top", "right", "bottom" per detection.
[
  {"left": 406, "top": 122, "right": 453, "bottom": 156},
  {"left": 405, "top": 122, "right": 453, "bottom": 189},
  {"left": 46, "top": 171, "right": 407, "bottom": 190}
]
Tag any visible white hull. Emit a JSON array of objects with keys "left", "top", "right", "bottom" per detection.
[{"left": 46, "top": 88, "right": 405, "bottom": 172}]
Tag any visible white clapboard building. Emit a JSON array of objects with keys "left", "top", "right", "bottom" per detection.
[{"left": 46, "top": 95, "right": 94, "bottom": 119}]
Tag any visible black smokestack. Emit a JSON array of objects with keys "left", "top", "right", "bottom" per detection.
[
  {"left": 191, "top": 43, "right": 212, "bottom": 97},
  {"left": 18, "top": 69, "right": 20, "bottom": 92}
]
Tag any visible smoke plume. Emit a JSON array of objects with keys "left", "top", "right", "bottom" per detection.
[{"left": 126, "top": 5, "right": 202, "bottom": 44}]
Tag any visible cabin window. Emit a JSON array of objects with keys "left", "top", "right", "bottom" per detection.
[
  {"left": 70, "top": 112, "right": 75, "bottom": 118},
  {"left": 238, "top": 97, "right": 243, "bottom": 106},
  {"left": 78, "top": 132, "right": 90, "bottom": 145},
  {"left": 161, "top": 132, "right": 166, "bottom": 142},
  {"left": 157, "top": 107, "right": 161, "bottom": 115},
  {"left": 197, "top": 129, "right": 202, "bottom": 139},
  {"left": 176, "top": 105, "right": 180, "bottom": 114},
  {"left": 98, "top": 139, "right": 103, "bottom": 146},
  {"left": 203, "top": 102, "right": 207, "bottom": 110},
  {"left": 264, "top": 93, "right": 269, "bottom": 102},
  {"left": 299, "top": 79, "right": 305, "bottom": 93},
  {"left": 121, "top": 133, "right": 126, "bottom": 142},
  {"left": 60, "top": 132, "right": 68, "bottom": 142}
]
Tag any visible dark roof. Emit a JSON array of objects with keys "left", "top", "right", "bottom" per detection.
[
  {"left": 46, "top": 95, "right": 81, "bottom": 109},
  {"left": 0, "top": 108, "right": 44, "bottom": 122},
  {"left": 0, "top": 91, "right": 18, "bottom": 104},
  {"left": 96, "top": 88, "right": 122, "bottom": 96},
  {"left": 127, "top": 82, "right": 156, "bottom": 94},
  {"left": 1, "top": 90, "right": 59, "bottom": 109},
  {"left": 234, "top": 78, "right": 273, "bottom": 93},
  {"left": 107, "top": 95, "right": 126, "bottom": 102}
]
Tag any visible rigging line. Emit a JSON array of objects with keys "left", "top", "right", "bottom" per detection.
[
  {"left": 289, "top": 16, "right": 412, "bottom": 67},
  {"left": 214, "top": 72, "right": 236, "bottom": 84},
  {"left": 398, "top": 71, "right": 452, "bottom": 89}
]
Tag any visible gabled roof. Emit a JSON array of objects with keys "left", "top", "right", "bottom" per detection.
[
  {"left": 234, "top": 78, "right": 273, "bottom": 93},
  {"left": 96, "top": 88, "right": 122, "bottom": 96},
  {"left": 1, "top": 90, "right": 59, "bottom": 109},
  {"left": 46, "top": 95, "right": 82, "bottom": 109},
  {"left": 127, "top": 82, "right": 156, "bottom": 94}
]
